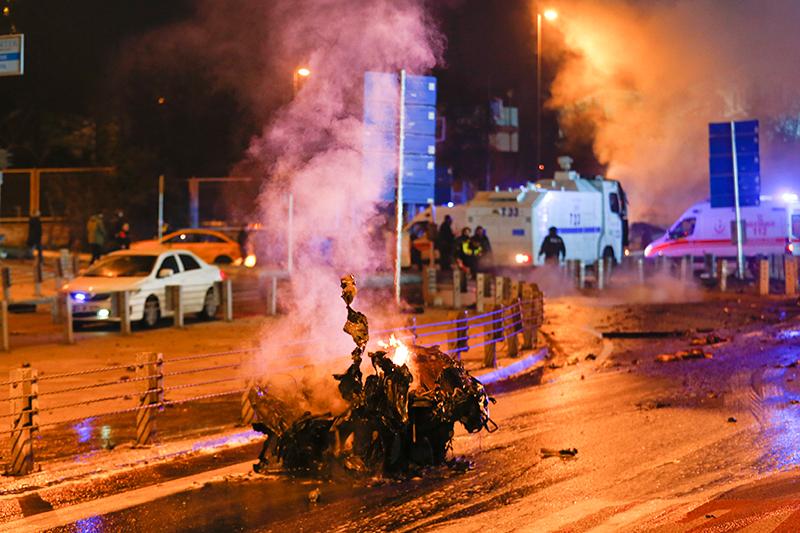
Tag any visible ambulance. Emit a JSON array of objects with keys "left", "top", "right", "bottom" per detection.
[
  {"left": 404, "top": 157, "right": 629, "bottom": 267},
  {"left": 644, "top": 194, "right": 800, "bottom": 259}
]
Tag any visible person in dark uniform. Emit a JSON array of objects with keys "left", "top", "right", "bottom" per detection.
[
  {"left": 436, "top": 215, "right": 455, "bottom": 271},
  {"left": 538, "top": 226, "right": 566, "bottom": 265},
  {"left": 27, "top": 210, "right": 43, "bottom": 263}
]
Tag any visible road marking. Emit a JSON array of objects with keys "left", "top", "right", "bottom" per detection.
[{"left": 1, "top": 460, "right": 254, "bottom": 533}]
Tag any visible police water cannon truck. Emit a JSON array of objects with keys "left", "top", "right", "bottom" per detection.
[{"left": 405, "top": 156, "right": 629, "bottom": 267}]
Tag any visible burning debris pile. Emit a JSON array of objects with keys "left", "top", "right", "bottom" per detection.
[{"left": 249, "top": 275, "right": 496, "bottom": 476}]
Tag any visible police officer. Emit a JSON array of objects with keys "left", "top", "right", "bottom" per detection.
[{"left": 538, "top": 226, "right": 566, "bottom": 265}]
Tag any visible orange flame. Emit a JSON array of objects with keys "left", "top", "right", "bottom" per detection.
[{"left": 378, "top": 334, "right": 410, "bottom": 367}]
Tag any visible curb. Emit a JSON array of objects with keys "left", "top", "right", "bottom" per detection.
[{"left": 478, "top": 346, "right": 549, "bottom": 384}]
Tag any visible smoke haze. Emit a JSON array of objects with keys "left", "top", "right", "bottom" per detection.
[
  {"left": 244, "top": 0, "right": 443, "bottom": 372},
  {"left": 542, "top": 0, "right": 800, "bottom": 224}
]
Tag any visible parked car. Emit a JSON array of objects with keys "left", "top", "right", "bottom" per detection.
[
  {"left": 131, "top": 229, "right": 244, "bottom": 265},
  {"left": 62, "top": 249, "right": 224, "bottom": 327}
]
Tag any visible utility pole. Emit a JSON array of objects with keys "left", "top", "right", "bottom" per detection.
[{"left": 394, "top": 70, "right": 407, "bottom": 305}]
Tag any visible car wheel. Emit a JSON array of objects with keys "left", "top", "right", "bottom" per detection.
[
  {"left": 199, "top": 287, "right": 218, "bottom": 320},
  {"left": 214, "top": 255, "right": 233, "bottom": 264},
  {"left": 142, "top": 296, "right": 160, "bottom": 328},
  {"left": 602, "top": 246, "right": 616, "bottom": 264}
]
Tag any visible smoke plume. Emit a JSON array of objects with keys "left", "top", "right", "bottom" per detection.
[
  {"left": 246, "top": 0, "right": 443, "bottom": 371},
  {"left": 542, "top": 0, "right": 800, "bottom": 224}
]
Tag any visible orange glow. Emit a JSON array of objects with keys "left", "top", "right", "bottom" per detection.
[
  {"left": 543, "top": 9, "right": 558, "bottom": 21},
  {"left": 378, "top": 334, "right": 410, "bottom": 367},
  {"left": 296, "top": 67, "right": 311, "bottom": 77}
]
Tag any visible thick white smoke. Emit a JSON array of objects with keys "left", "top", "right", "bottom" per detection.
[
  {"left": 542, "top": 0, "right": 800, "bottom": 224},
  {"left": 247, "top": 0, "right": 443, "bottom": 370},
  {"left": 123, "top": 0, "right": 443, "bottom": 385}
]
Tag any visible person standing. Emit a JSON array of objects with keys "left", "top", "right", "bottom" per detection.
[
  {"left": 27, "top": 210, "right": 43, "bottom": 263},
  {"left": 436, "top": 215, "right": 455, "bottom": 271},
  {"left": 474, "top": 226, "right": 493, "bottom": 272},
  {"left": 87, "top": 213, "right": 106, "bottom": 264},
  {"left": 115, "top": 222, "right": 131, "bottom": 250},
  {"left": 538, "top": 226, "right": 566, "bottom": 265},
  {"left": 111, "top": 210, "right": 129, "bottom": 251}
]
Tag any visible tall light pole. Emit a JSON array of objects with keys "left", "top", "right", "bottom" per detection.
[
  {"left": 293, "top": 67, "right": 311, "bottom": 96},
  {"left": 287, "top": 67, "right": 310, "bottom": 275},
  {"left": 536, "top": 9, "right": 557, "bottom": 179}
]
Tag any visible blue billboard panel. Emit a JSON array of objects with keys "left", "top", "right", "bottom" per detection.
[
  {"left": 709, "top": 120, "right": 760, "bottom": 208},
  {"left": 364, "top": 71, "right": 399, "bottom": 103},
  {"left": 402, "top": 154, "right": 435, "bottom": 184},
  {"left": 363, "top": 71, "right": 437, "bottom": 205},
  {"left": 403, "top": 133, "right": 436, "bottom": 156},
  {"left": 404, "top": 105, "right": 436, "bottom": 135},
  {"left": 404, "top": 75, "right": 437, "bottom": 105},
  {"left": 402, "top": 183, "right": 435, "bottom": 204},
  {"left": 363, "top": 127, "right": 396, "bottom": 152}
]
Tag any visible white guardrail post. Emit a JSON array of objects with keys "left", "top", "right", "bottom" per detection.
[
  {"left": 62, "top": 294, "right": 74, "bottom": 345},
  {"left": 449, "top": 309, "right": 468, "bottom": 359},
  {"left": 8, "top": 364, "right": 38, "bottom": 475},
  {"left": 135, "top": 352, "right": 163, "bottom": 446},
  {"left": 452, "top": 269, "right": 462, "bottom": 309},
  {"left": 786, "top": 256, "right": 798, "bottom": 297},
  {"left": 218, "top": 279, "right": 234, "bottom": 322},
  {"left": 758, "top": 258, "right": 770, "bottom": 296},
  {"left": 166, "top": 285, "right": 184, "bottom": 328},
  {"left": 483, "top": 305, "right": 498, "bottom": 369},
  {"left": 114, "top": 290, "right": 131, "bottom": 336}
]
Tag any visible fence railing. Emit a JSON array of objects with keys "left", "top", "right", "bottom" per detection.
[{"left": 1, "top": 280, "right": 545, "bottom": 476}]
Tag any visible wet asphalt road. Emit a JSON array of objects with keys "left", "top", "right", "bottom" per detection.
[{"left": 15, "top": 293, "right": 800, "bottom": 532}]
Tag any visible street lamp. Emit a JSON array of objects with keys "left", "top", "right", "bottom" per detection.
[
  {"left": 536, "top": 8, "right": 557, "bottom": 179},
  {"left": 293, "top": 67, "right": 311, "bottom": 95}
]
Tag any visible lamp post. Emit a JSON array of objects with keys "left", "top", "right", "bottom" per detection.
[
  {"left": 536, "top": 9, "right": 557, "bottom": 179},
  {"left": 292, "top": 67, "right": 311, "bottom": 96}
]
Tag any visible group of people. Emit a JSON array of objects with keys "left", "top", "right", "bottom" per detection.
[
  {"left": 430, "top": 215, "right": 493, "bottom": 280},
  {"left": 87, "top": 210, "right": 131, "bottom": 263}
]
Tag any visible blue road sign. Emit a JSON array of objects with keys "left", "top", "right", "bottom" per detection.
[
  {"left": 709, "top": 120, "right": 760, "bottom": 208},
  {"left": 363, "top": 72, "right": 437, "bottom": 204}
]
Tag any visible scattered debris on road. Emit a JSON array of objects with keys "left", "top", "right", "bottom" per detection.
[
  {"left": 602, "top": 330, "right": 685, "bottom": 339},
  {"left": 690, "top": 333, "right": 728, "bottom": 346},
  {"left": 727, "top": 417, "right": 737, "bottom": 423},
  {"left": 636, "top": 400, "right": 672, "bottom": 410},
  {"left": 541, "top": 448, "right": 578, "bottom": 459},
  {"left": 585, "top": 353, "right": 597, "bottom": 361},
  {"left": 656, "top": 349, "right": 713, "bottom": 363},
  {"left": 248, "top": 274, "right": 496, "bottom": 478}
]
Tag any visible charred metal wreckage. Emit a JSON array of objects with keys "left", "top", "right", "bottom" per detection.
[{"left": 249, "top": 274, "right": 497, "bottom": 476}]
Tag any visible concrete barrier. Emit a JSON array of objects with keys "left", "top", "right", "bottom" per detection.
[
  {"left": 758, "top": 258, "right": 770, "bottom": 296},
  {"left": 786, "top": 256, "right": 798, "bottom": 297}
]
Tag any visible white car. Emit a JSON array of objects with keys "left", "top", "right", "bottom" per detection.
[{"left": 62, "top": 249, "right": 224, "bottom": 327}]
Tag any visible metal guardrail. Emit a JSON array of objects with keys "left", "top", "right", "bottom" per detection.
[{"left": 0, "top": 280, "right": 545, "bottom": 476}]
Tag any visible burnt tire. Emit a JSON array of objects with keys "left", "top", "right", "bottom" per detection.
[
  {"left": 213, "top": 255, "right": 233, "bottom": 265},
  {"left": 199, "top": 287, "right": 218, "bottom": 320},
  {"left": 141, "top": 296, "right": 160, "bottom": 328}
]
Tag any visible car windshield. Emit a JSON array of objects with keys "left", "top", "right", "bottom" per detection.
[
  {"left": 84, "top": 255, "right": 157, "bottom": 278},
  {"left": 668, "top": 217, "right": 696, "bottom": 240}
]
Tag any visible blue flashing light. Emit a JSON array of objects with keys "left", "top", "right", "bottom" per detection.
[{"left": 74, "top": 292, "right": 87, "bottom": 302}]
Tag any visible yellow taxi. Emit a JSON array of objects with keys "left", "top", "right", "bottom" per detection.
[{"left": 132, "top": 229, "right": 246, "bottom": 265}]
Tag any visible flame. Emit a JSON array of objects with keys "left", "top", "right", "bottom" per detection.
[{"left": 378, "top": 334, "right": 410, "bottom": 367}]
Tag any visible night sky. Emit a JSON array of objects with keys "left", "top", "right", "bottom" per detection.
[{"left": 0, "top": 0, "right": 573, "bottom": 180}]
